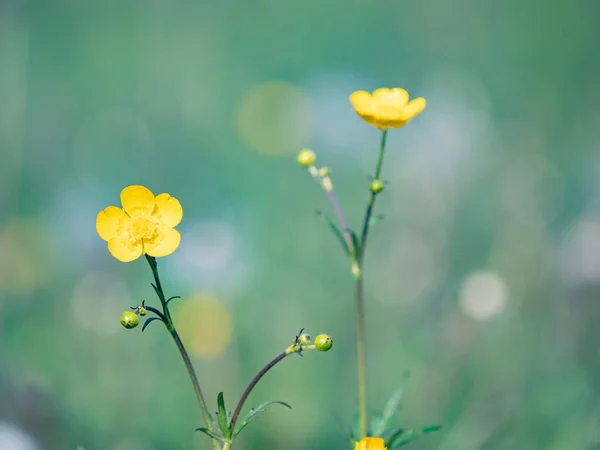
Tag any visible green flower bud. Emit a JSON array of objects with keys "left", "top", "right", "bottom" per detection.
[
  {"left": 298, "top": 334, "right": 311, "bottom": 345},
  {"left": 297, "top": 149, "right": 316, "bottom": 167},
  {"left": 370, "top": 179, "right": 384, "bottom": 194},
  {"left": 120, "top": 311, "right": 139, "bottom": 329},
  {"left": 314, "top": 334, "right": 333, "bottom": 352}
]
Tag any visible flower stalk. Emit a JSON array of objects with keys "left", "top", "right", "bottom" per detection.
[
  {"left": 354, "top": 129, "right": 388, "bottom": 437},
  {"left": 229, "top": 350, "right": 289, "bottom": 432},
  {"left": 144, "top": 255, "right": 220, "bottom": 450}
]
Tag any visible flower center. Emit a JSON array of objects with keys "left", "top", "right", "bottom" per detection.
[{"left": 129, "top": 214, "right": 159, "bottom": 242}]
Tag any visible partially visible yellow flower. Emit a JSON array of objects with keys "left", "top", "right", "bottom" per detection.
[
  {"left": 355, "top": 437, "right": 387, "bottom": 450},
  {"left": 349, "top": 88, "right": 426, "bottom": 130},
  {"left": 96, "top": 185, "right": 182, "bottom": 262}
]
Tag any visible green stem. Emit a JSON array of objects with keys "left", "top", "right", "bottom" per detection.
[
  {"left": 355, "top": 275, "right": 368, "bottom": 438},
  {"left": 360, "top": 129, "right": 388, "bottom": 258},
  {"left": 144, "top": 255, "right": 220, "bottom": 450},
  {"left": 229, "top": 351, "right": 289, "bottom": 432},
  {"left": 355, "top": 129, "right": 388, "bottom": 438}
]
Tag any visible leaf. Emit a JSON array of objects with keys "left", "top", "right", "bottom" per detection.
[
  {"left": 195, "top": 428, "right": 225, "bottom": 442},
  {"left": 166, "top": 295, "right": 181, "bottom": 304},
  {"left": 217, "top": 392, "right": 231, "bottom": 439},
  {"left": 346, "top": 228, "right": 360, "bottom": 259},
  {"left": 350, "top": 409, "right": 361, "bottom": 443},
  {"left": 387, "top": 425, "right": 442, "bottom": 448},
  {"left": 233, "top": 400, "right": 292, "bottom": 439},
  {"left": 385, "top": 428, "right": 405, "bottom": 447},
  {"left": 371, "top": 373, "right": 409, "bottom": 437},
  {"left": 316, "top": 210, "right": 350, "bottom": 255},
  {"left": 150, "top": 283, "right": 159, "bottom": 296},
  {"left": 141, "top": 317, "right": 162, "bottom": 332}
]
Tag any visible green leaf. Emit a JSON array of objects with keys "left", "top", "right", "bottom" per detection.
[
  {"left": 350, "top": 409, "right": 361, "bottom": 443},
  {"left": 217, "top": 392, "right": 231, "bottom": 439},
  {"left": 371, "top": 372, "right": 410, "bottom": 437},
  {"left": 150, "top": 283, "right": 160, "bottom": 298},
  {"left": 195, "top": 428, "right": 225, "bottom": 442},
  {"left": 166, "top": 295, "right": 181, "bottom": 304},
  {"left": 141, "top": 317, "right": 161, "bottom": 332},
  {"left": 347, "top": 228, "right": 360, "bottom": 259},
  {"left": 387, "top": 425, "right": 442, "bottom": 448},
  {"left": 316, "top": 210, "right": 350, "bottom": 255},
  {"left": 233, "top": 400, "right": 292, "bottom": 439}
]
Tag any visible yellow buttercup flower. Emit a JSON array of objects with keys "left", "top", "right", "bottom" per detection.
[
  {"left": 349, "top": 88, "right": 426, "bottom": 130},
  {"left": 355, "top": 437, "right": 387, "bottom": 450},
  {"left": 96, "top": 185, "right": 182, "bottom": 262}
]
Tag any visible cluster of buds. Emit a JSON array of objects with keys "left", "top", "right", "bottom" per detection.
[
  {"left": 286, "top": 329, "right": 333, "bottom": 355},
  {"left": 297, "top": 149, "right": 334, "bottom": 193},
  {"left": 119, "top": 300, "right": 148, "bottom": 329}
]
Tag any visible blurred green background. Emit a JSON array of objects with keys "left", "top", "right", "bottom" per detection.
[{"left": 1, "top": 0, "right": 600, "bottom": 449}]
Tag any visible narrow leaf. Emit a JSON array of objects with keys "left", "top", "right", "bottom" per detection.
[
  {"left": 195, "top": 428, "right": 225, "bottom": 442},
  {"left": 347, "top": 228, "right": 360, "bottom": 258},
  {"left": 316, "top": 210, "right": 350, "bottom": 255},
  {"left": 385, "top": 428, "right": 405, "bottom": 448},
  {"left": 233, "top": 400, "right": 292, "bottom": 439},
  {"left": 388, "top": 425, "right": 441, "bottom": 448},
  {"left": 166, "top": 295, "right": 181, "bottom": 304},
  {"left": 217, "top": 392, "right": 231, "bottom": 439},
  {"left": 232, "top": 412, "right": 261, "bottom": 439},
  {"left": 371, "top": 373, "right": 410, "bottom": 437},
  {"left": 350, "top": 409, "right": 361, "bottom": 443},
  {"left": 141, "top": 317, "right": 162, "bottom": 332},
  {"left": 252, "top": 399, "right": 291, "bottom": 413}
]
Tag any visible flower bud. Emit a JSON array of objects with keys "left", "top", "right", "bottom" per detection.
[
  {"left": 314, "top": 334, "right": 333, "bottom": 352},
  {"left": 120, "top": 311, "right": 139, "bottom": 329},
  {"left": 298, "top": 334, "right": 311, "bottom": 345},
  {"left": 370, "top": 179, "right": 384, "bottom": 194},
  {"left": 297, "top": 149, "right": 316, "bottom": 167}
]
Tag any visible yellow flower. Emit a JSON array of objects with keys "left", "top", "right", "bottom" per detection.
[
  {"left": 355, "top": 437, "right": 387, "bottom": 450},
  {"left": 96, "top": 185, "right": 182, "bottom": 262},
  {"left": 349, "top": 88, "right": 426, "bottom": 130}
]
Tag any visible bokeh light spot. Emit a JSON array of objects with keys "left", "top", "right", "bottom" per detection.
[
  {"left": 174, "top": 294, "right": 232, "bottom": 359},
  {"left": 459, "top": 271, "right": 508, "bottom": 320},
  {"left": 168, "top": 219, "right": 251, "bottom": 295},
  {"left": 236, "top": 82, "right": 314, "bottom": 155},
  {"left": 0, "top": 220, "right": 54, "bottom": 294},
  {"left": 0, "top": 421, "right": 40, "bottom": 450},
  {"left": 559, "top": 219, "right": 600, "bottom": 284}
]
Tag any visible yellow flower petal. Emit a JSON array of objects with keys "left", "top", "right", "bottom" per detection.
[
  {"left": 154, "top": 193, "right": 183, "bottom": 228},
  {"left": 96, "top": 206, "right": 129, "bottom": 242},
  {"left": 355, "top": 437, "right": 387, "bottom": 450},
  {"left": 384, "top": 118, "right": 408, "bottom": 129},
  {"left": 373, "top": 88, "right": 408, "bottom": 110},
  {"left": 144, "top": 228, "right": 181, "bottom": 258},
  {"left": 401, "top": 97, "right": 426, "bottom": 121},
  {"left": 120, "top": 185, "right": 155, "bottom": 216},
  {"left": 107, "top": 236, "right": 143, "bottom": 262},
  {"left": 350, "top": 91, "right": 375, "bottom": 117}
]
